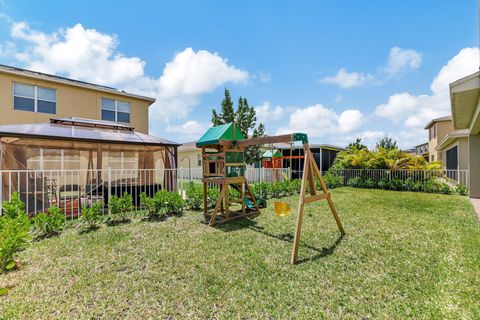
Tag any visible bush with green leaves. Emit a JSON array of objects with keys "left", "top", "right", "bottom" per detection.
[
  {"left": 251, "top": 182, "right": 269, "bottom": 199},
  {"left": 322, "top": 172, "right": 343, "bottom": 189},
  {"left": 108, "top": 192, "right": 133, "bottom": 223},
  {"left": 79, "top": 200, "right": 104, "bottom": 231},
  {"left": 140, "top": 192, "right": 165, "bottom": 220},
  {"left": 0, "top": 192, "right": 31, "bottom": 272},
  {"left": 185, "top": 182, "right": 203, "bottom": 210},
  {"left": 455, "top": 184, "right": 468, "bottom": 196},
  {"left": 157, "top": 190, "right": 185, "bottom": 215},
  {"left": 207, "top": 188, "right": 220, "bottom": 208},
  {"left": 439, "top": 183, "right": 452, "bottom": 195},
  {"left": 32, "top": 206, "right": 65, "bottom": 239}
]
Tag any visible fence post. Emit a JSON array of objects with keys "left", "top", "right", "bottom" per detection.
[{"left": 107, "top": 167, "right": 112, "bottom": 214}]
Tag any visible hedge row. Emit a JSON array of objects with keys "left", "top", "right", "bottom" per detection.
[{"left": 0, "top": 190, "right": 185, "bottom": 274}]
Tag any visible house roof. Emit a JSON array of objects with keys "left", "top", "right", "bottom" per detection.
[
  {"left": 414, "top": 142, "right": 429, "bottom": 148},
  {"left": 450, "top": 71, "right": 480, "bottom": 132},
  {"left": 178, "top": 141, "right": 199, "bottom": 151},
  {"left": 274, "top": 143, "right": 345, "bottom": 151},
  {"left": 424, "top": 115, "right": 452, "bottom": 129},
  {"left": 435, "top": 129, "right": 469, "bottom": 151},
  {"left": 196, "top": 123, "right": 245, "bottom": 147},
  {"left": 262, "top": 149, "right": 282, "bottom": 158},
  {"left": 0, "top": 64, "right": 156, "bottom": 104},
  {"left": 0, "top": 118, "right": 179, "bottom": 146}
]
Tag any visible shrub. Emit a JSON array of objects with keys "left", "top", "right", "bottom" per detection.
[
  {"left": 323, "top": 172, "right": 343, "bottom": 189},
  {"left": 390, "top": 178, "right": 404, "bottom": 191},
  {"left": 32, "top": 206, "right": 65, "bottom": 239},
  {"left": 251, "top": 182, "right": 269, "bottom": 199},
  {"left": 140, "top": 192, "right": 165, "bottom": 220},
  {"left": 0, "top": 192, "right": 31, "bottom": 272},
  {"left": 347, "top": 177, "right": 362, "bottom": 188},
  {"left": 439, "top": 183, "right": 452, "bottom": 195},
  {"left": 155, "top": 190, "right": 185, "bottom": 215},
  {"left": 164, "top": 191, "right": 186, "bottom": 215},
  {"left": 2, "top": 192, "right": 26, "bottom": 218},
  {"left": 79, "top": 200, "right": 104, "bottom": 231},
  {"left": 422, "top": 180, "right": 438, "bottom": 193},
  {"left": 363, "top": 178, "right": 376, "bottom": 189},
  {"left": 107, "top": 192, "right": 133, "bottom": 224},
  {"left": 185, "top": 182, "right": 203, "bottom": 210},
  {"left": 455, "top": 184, "right": 468, "bottom": 196},
  {"left": 290, "top": 179, "right": 302, "bottom": 194},
  {"left": 207, "top": 188, "right": 220, "bottom": 207}
]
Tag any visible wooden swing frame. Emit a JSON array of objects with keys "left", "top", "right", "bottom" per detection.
[{"left": 205, "top": 133, "right": 345, "bottom": 264}]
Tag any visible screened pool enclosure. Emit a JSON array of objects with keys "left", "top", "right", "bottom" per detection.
[{"left": 0, "top": 118, "right": 179, "bottom": 216}]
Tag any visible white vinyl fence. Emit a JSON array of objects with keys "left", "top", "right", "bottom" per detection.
[
  {"left": 0, "top": 167, "right": 290, "bottom": 218},
  {"left": 328, "top": 169, "right": 469, "bottom": 189},
  {"left": 0, "top": 167, "right": 468, "bottom": 218}
]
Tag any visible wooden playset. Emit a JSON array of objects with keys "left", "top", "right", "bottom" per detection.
[{"left": 196, "top": 124, "right": 345, "bottom": 264}]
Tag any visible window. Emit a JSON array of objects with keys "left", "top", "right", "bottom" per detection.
[
  {"left": 108, "top": 151, "right": 138, "bottom": 170},
  {"left": 197, "top": 154, "right": 202, "bottom": 166},
  {"left": 26, "top": 148, "right": 80, "bottom": 171},
  {"left": 431, "top": 155, "right": 435, "bottom": 162},
  {"left": 433, "top": 124, "right": 436, "bottom": 139},
  {"left": 101, "top": 98, "right": 131, "bottom": 123},
  {"left": 13, "top": 83, "right": 56, "bottom": 114}
]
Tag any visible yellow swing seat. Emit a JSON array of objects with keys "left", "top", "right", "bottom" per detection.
[{"left": 274, "top": 201, "right": 291, "bottom": 217}]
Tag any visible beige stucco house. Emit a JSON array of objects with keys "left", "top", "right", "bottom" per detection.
[
  {"left": 0, "top": 64, "right": 154, "bottom": 133},
  {"left": 0, "top": 64, "right": 179, "bottom": 214},
  {"left": 448, "top": 71, "right": 480, "bottom": 198},
  {"left": 424, "top": 115, "right": 454, "bottom": 163}
]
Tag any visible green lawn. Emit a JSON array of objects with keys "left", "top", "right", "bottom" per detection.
[{"left": 1, "top": 188, "right": 480, "bottom": 319}]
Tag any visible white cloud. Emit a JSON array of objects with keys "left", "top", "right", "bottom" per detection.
[
  {"left": 374, "top": 92, "right": 420, "bottom": 121},
  {"left": 257, "top": 71, "right": 271, "bottom": 82},
  {"left": 10, "top": 22, "right": 145, "bottom": 86},
  {"left": 384, "top": 47, "right": 422, "bottom": 76},
  {"left": 320, "top": 47, "right": 422, "bottom": 88},
  {"left": 319, "top": 68, "right": 374, "bottom": 88},
  {"left": 375, "top": 47, "right": 479, "bottom": 129},
  {"left": 158, "top": 48, "right": 248, "bottom": 98},
  {"left": 276, "top": 104, "right": 364, "bottom": 138},
  {"left": 338, "top": 109, "right": 365, "bottom": 133},
  {"left": 254, "top": 102, "right": 284, "bottom": 123},
  {"left": 2, "top": 20, "right": 249, "bottom": 124},
  {"left": 165, "top": 120, "right": 208, "bottom": 141}
]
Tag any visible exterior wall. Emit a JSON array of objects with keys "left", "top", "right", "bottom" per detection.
[
  {"left": 468, "top": 135, "right": 480, "bottom": 198},
  {"left": 439, "top": 137, "right": 469, "bottom": 170},
  {"left": 0, "top": 72, "right": 151, "bottom": 133},
  {"left": 178, "top": 149, "right": 202, "bottom": 169},
  {"left": 427, "top": 120, "right": 454, "bottom": 162}
]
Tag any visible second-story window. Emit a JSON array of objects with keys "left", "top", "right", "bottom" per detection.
[
  {"left": 101, "top": 98, "right": 131, "bottom": 123},
  {"left": 13, "top": 83, "right": 56, "bottom": 114}
]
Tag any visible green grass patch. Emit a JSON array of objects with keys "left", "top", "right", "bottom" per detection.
[{"left": 1, "top": 188, "right": 479, "bottom": 319}]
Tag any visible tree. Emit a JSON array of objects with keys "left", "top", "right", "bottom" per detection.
[
  {"left": 346, "top": 138, "right": 367, "bottom": 150},
  {"left": 211, "top": 88, "right": 235, "bottom": 125},
  {"left": 211, "top": 88, "right": 265, "bottom": 164},
  {"left": 376, "top": 136, "right": 398, "bottom": 150}
]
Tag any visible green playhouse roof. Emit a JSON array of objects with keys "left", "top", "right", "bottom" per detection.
[
  {"left": 262, "top": 149, "right": 282, "bottom": 158},
  {"left": 196, "top": 123, "right": 246, "bottom": 147}
]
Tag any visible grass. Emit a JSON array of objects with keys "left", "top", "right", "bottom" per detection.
[{"left": 1, "top": 188, "right": 480, "bottom": 319}]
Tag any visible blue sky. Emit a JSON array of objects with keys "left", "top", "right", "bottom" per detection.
[{"left": 0, "top": 0, "right": 478, "bottom": 147}]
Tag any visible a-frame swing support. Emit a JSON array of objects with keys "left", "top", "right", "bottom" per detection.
[
  {"left": 290, "top": 143, "right": 345, "bottom": 264},
  {"left": 219, "top": 133, "right": 345, "bottom": 264}
]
